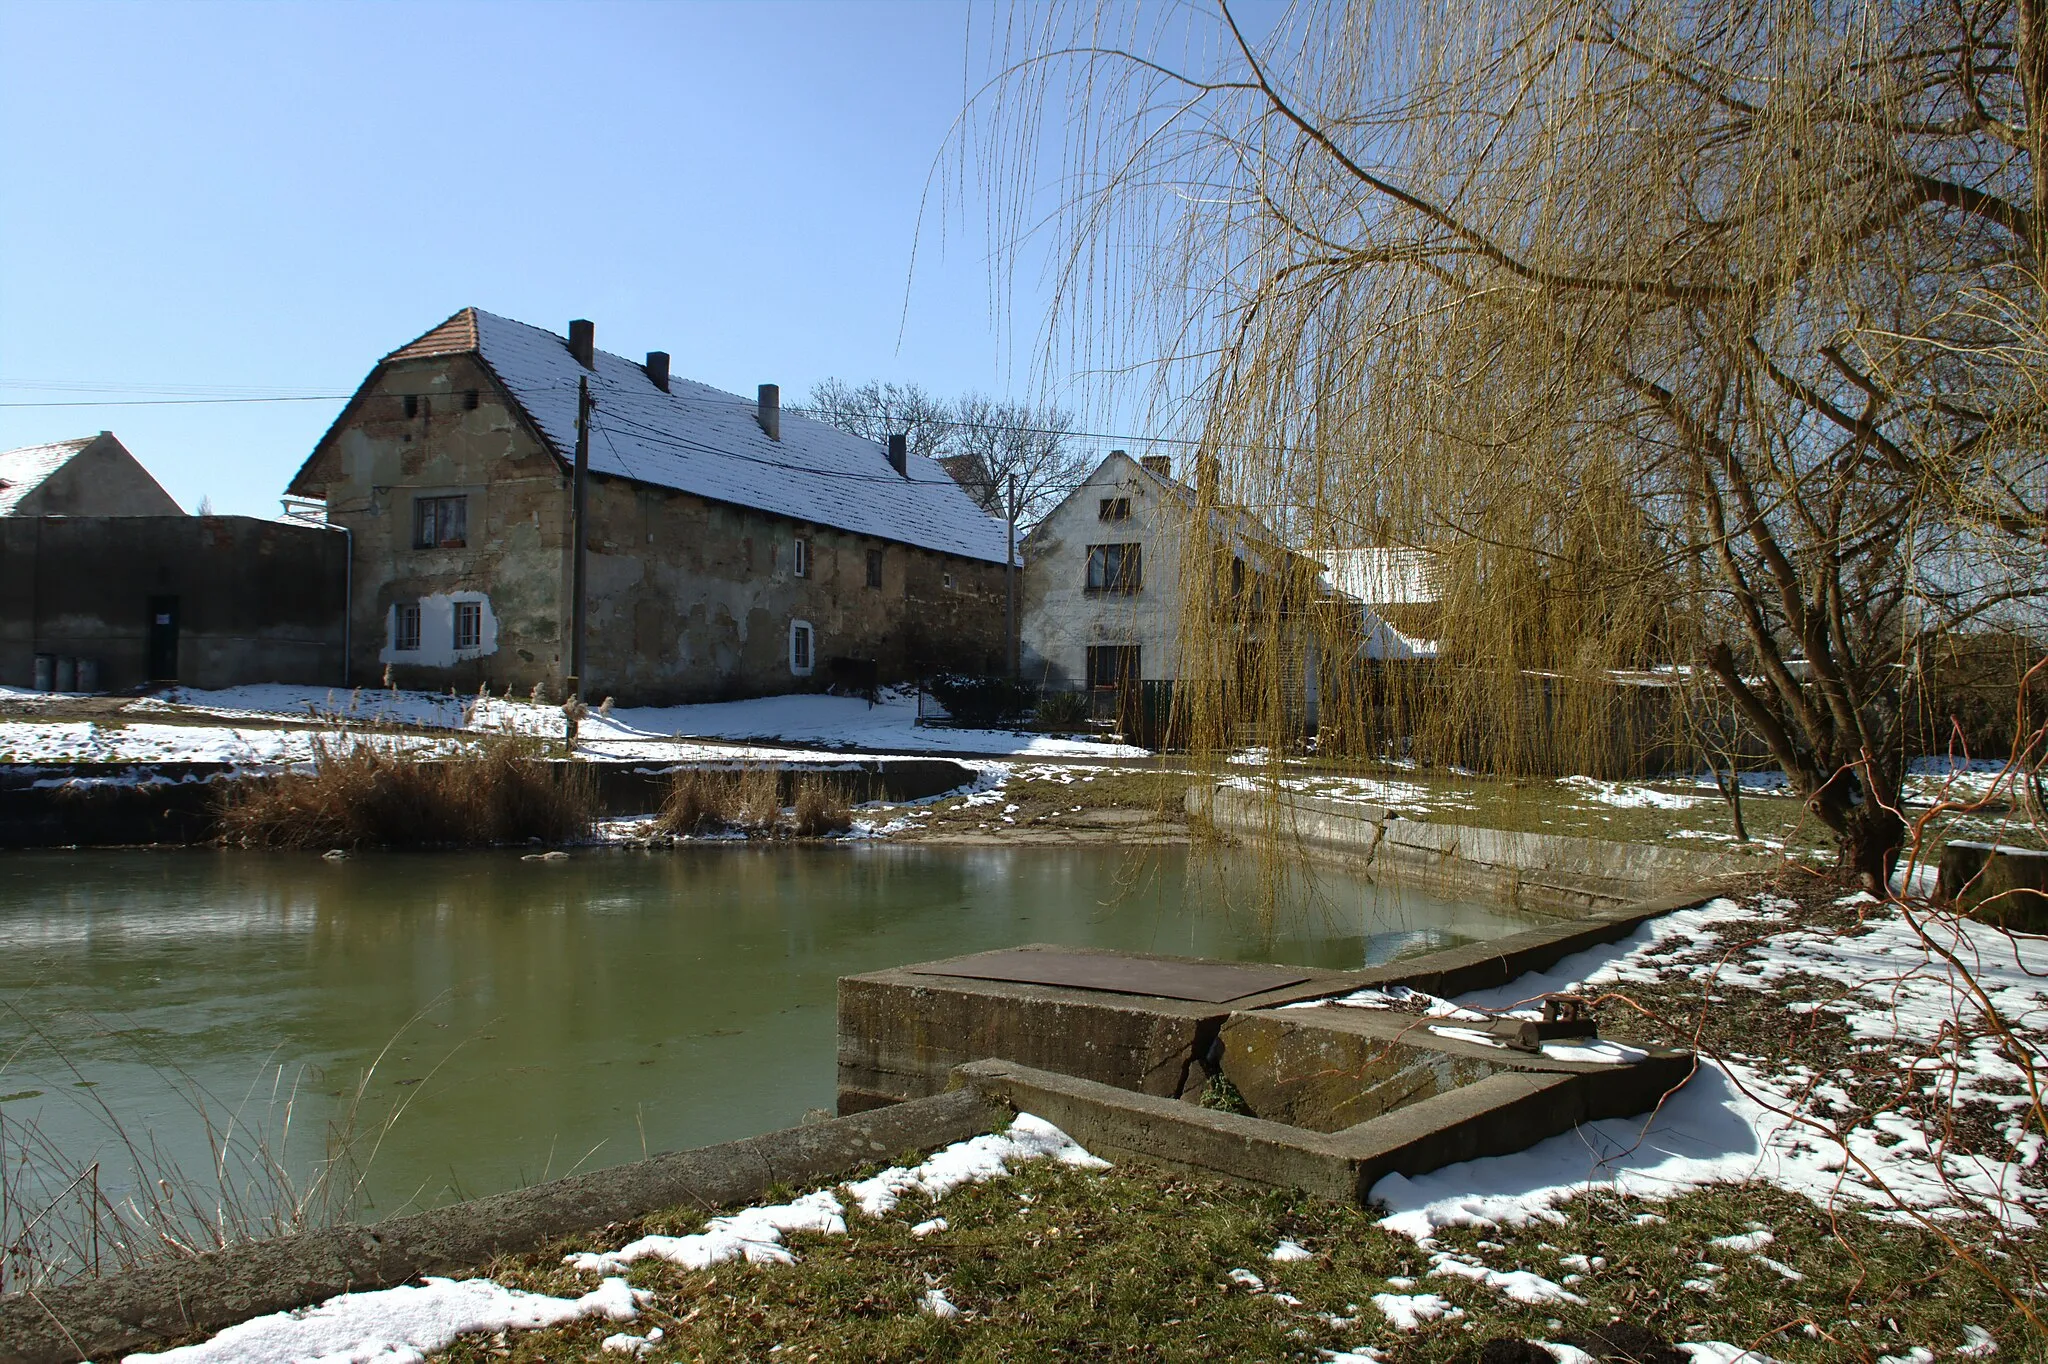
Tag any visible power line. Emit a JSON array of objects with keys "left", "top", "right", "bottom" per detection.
[
  {"left": 0, "top": 384, "right": 1204, "bottom": 451},
  {"left": 0, "top": 394, "right": 352, "bottom": 409}
]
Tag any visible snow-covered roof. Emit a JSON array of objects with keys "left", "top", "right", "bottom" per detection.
[
  {"left": 331, "top": 309, "right": 1011, "bottom": 565},
  {"left": 0, "top": 438, "right": 91, "bottom": 516},
  {"left": 1318, "top": 548, "right": 1439, "bottom": 606}
]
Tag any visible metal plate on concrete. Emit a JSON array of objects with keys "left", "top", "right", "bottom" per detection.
[{"left": 903, "top": 948, "right": 1313, "bottom": 1003}]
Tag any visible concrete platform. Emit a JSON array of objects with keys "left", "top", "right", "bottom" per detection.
[{"left": 840, "top": 891, "right": 1712, "bottom": 1204}]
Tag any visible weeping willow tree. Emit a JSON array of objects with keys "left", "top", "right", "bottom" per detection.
[{"left": 965, "top": 0, "right": 2048, "bottom": 886}]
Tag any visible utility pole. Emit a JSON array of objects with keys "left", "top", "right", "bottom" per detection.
[
  {"left": 1004, "top": 473, "right": 1018, "bottom": 678},
  {"left": 568, "top": 377, "right": 591, "bottom": 707}
]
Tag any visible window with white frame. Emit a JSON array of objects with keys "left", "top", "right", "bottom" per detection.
[
  {"left": 453, "top": 600, "right": 483, "bottom": 651},
  {"left": 792, "top": 536, "right": 809, "bottom": 578},
  {"left": 394, "top": 603, "right": 422, "bottom": 651},
  {"left": 789, "top": 619, "right": 814, "bottom": 675}
]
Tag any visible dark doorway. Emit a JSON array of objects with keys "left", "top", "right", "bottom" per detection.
[{"left": 147, "top": 595, "right": 180, "bottom": 681}]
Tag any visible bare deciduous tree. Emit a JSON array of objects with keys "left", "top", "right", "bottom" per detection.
[
  {"left": 972, "top": 0, "right": 2048, "bottom": 886},
  {"left": 804, "top": 379, "right": 1087, "bottom": 527},
  {"left": 802, "top": 378, "right": 954, "bottom": 464},
  {"left": 943, "top": 393, "right": 1088, "bottom": 522}
]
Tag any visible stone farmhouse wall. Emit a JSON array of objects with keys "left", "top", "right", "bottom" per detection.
[{"left": 299, "top": 355, "right": 1007, "bottom": 704}]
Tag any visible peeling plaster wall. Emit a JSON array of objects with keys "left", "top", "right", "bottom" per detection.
[
  {"left": 573, "top": 475, "right": 1007, "bottom": 704},
  {"left": 1019, "top": 454, "right": 1187, "bottom": 688},
  {"left": 378, "top": 591, "right": 499, "bottom": 669},
  {"left": 302, "top": 354, "right": 1006, "bottom": 704}
]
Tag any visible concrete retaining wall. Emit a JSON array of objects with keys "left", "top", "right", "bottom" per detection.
[
  {"left": 0, "top": 1088, "right": 1004, "bottom": 1364},
  {"left": 0, "top": 757, "right": 977, "bottom": 847},
  {"left": 1190, "top": 784, "right": 1761, "bottom": 912}
]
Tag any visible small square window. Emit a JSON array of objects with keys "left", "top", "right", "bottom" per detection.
[
  {"left": 402, "top": 394, "right": 418, "bottom": 419},
  {"left": 1098, "top": 497, "right": 1130, "bottom": 521},
  {"left": 413, "top": 494, "right": 467, "bottom": 549},
  {"left": 942, "top": 572, "right": 954, "bottom": 590},
  {"left": 793, "top": 536, "right": 809, "bottom": 578},
  {"left": 866, "top": 548, "right": 884, "bottom": 589},
  {"left": 394, "top": 603, "right": 421, "bottom": 652},
  {"left": 463, "top": 389, "right": 480, "bottom": 411},
  {"left": 453, "top": 601, "right": 482, "bottom": 651},
  {"left": 789, "top": 619, "right": 814, "bottom": 675}
]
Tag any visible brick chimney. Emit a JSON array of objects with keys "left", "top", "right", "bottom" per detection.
[
  {"left": 568, "top": 319, "right": 595, "bottom": 370},
  {"left": 757, "top": 383, "right": 781, "bottom": 441},
  {"left": 887, "top": 432, "right": 907, "bottom": 477},
  {"left": 1140, "top": 454, "right": 1172, "bottom": 478},
  {"left": 645, "top": 351, "right": 670, "bottom": 392}
]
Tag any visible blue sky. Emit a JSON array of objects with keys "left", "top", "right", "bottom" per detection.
[{"left": 0, "top": 1, "right": 1082, "bottom": 515}]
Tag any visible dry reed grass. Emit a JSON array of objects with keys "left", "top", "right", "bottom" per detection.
[
  {"left": 217, "top": 739, "right": 595, "bottom": 850},
  {"left": 0, "top": 1002, "right": 452, "bottom": 1293},
  {"left": 657, "top": 767, "right": 851, "bottom": 838}
]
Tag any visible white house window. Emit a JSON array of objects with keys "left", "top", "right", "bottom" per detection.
[
  {"left": 792, "top": 536, "right": 809, "bottom": 578},
  {"left": 942, "top": 572, "right": 954, "bottom": 590},
  {"left": 789, "top": 619, "right": 814, "bottom": 676},
  {"left": 453, "top": 601, "right": 483, "bottom": 651},
  {"left": 394, "top": 603, "right": 422, "bottom": 651},
  {"left": 1085, "top": 543, "right": 1143, "bottom": 594}
]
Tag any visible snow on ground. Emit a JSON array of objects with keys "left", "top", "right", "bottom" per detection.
[
  {"left": 1560, "top": 775, "right": 1709, "bottom": 809},
  {"left": 126, "top": 1274, "right": 647, "bottom": 1364},
  {"left": 125, "top": 684, "right": 1145, "bottom": 761},
  {"left": 0, "top": 682, "right": 1146, "bottom": 766},
  {"left": 133, "top": 1116, "right": 1106, "bottom": 1363},
  {"left": 1370, "top": 893, "right": 2048, "bottom": 1240},
  {"left": 0, "top": 720, "right": 459, "bottom": 767}
]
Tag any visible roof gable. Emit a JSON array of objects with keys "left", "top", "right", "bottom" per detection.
[
  {"left": 0, "top": 438, "right": 91, "bottom": 515},
  {"left": 294, "top": 309, "right": 1011, "bottom": 564}
]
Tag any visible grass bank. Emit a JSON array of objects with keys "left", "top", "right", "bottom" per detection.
[{"left": 438, "top": 1156, "right": 2015, "bottom": 1363}]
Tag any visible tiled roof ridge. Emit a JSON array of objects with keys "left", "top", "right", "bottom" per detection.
[{"left": 382, "top": 308, "right": 481, "bottom": 364}]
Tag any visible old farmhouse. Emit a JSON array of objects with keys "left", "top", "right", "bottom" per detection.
[{"left": 287, "top": 310, "right": 1012, "bottom": 704}]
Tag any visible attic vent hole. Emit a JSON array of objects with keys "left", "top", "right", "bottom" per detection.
[
  {"left": 402, "top": 395, "right": 418, "bottom": 419},
  {"left": 464, "top": 389, "right": 480, "bottom": 411}
]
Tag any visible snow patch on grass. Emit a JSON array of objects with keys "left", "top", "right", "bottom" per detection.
[{"left": 125, "top": 1275, "right": 647, "bottom": 1363}]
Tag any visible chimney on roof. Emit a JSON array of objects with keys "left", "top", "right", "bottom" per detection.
[
  {"left": 757, "top": 384, "right": 781, "bottom": 441},
  {"left": 886, "top": 432, "right": 908, "bottom": 477},
  {"left": 568, "top": 319, "right": 596, "bottom": 370},
  {"left": 645, "top": 351, "right": 670, "bottom": 392},
  {"left": 1140, "top": 453, "right": 1172, "bottom": 478}
]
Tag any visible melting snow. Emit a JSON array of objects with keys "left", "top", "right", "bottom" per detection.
[{"left": 124, "top": 1275, "right": 647, "bottom": 1364}]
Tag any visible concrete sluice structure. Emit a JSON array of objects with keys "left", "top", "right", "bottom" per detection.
[{"left": 839, "top": 894, "right": 1711, "bottom": 1205}]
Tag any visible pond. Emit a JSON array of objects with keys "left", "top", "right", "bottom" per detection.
[{"left": 0, "top": 844, "right": 1537, "bottom": 1221}]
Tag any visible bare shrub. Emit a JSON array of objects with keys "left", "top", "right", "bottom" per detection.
[
  {"left": 730, "top": 766, "right": 783, "bottom": 833},
  {"left": 791, "top": 777, "right": 853, "bottom": 837},
  {"left": 218, "top": 739, "right": 595, "bottom": 850},
  {"left": 658, "top": 768, "right": 850, "bottom": 838}
]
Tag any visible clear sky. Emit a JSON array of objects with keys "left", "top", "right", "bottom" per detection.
[{"left": 0, "top": 0, "right": 1079, "bottom": 515}]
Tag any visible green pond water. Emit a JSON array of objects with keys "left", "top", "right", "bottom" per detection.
[{"left": 0, "top": 845, "right": 1538, "bottom": 1219}]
